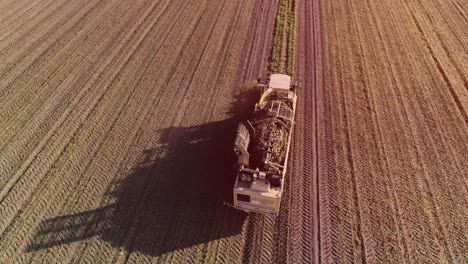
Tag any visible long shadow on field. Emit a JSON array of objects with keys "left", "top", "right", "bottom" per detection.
[{"left": 27, "top": 84, "right": 261, "bottom": 257}]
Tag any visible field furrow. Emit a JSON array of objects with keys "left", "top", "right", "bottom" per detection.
[
  {"left": 0, "top": 2, "right": 122, "bottom": 124},
  {"left": 1, "top": 0, "right": 466, "bottom": 263},
  {"left": 0, "top": 0, "right": 166, "bottom": 236},
  {"left": 0, "top": 0, "right": 155, "bottom": 180},
  {"left": 318, "top": 0, "right": 468, "bottom": 262},
  {"left": 0, "top": 0, "right": 97, "bottom": 77},
  {"left": 0, "top": 0, "right": 62, "bottom": 41},
  {"left": 0, "top": 0, "right": 127, "bottom": 149},
  {"left": 0, "top": 0, "right": 43, "bottom": 30}
]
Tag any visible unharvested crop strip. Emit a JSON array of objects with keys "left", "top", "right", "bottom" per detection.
[
  {"left": 241, "top": 0, "right": 299, "bottom": 263},
  {"left": 270, "top": 0, "right": 297, "bottom": 77}
]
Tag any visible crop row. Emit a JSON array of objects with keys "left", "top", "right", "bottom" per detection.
[
  {"left": 269, "top": 0, "right": 297, "bottom": 77},
  {"left": 0, "top": 1, "right": 168, "bottom": 261}
]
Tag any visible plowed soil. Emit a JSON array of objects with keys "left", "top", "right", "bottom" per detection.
[
  {"left": 0, "top": 0, "right": 467, "bottom": 263},
  {"left": 313, "top": 0, "right": 468, "bottom": 263}
]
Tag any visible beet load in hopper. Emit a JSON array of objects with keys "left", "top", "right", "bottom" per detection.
[{"left": 232, "top": 74, "right": 299, "bottom": 215}]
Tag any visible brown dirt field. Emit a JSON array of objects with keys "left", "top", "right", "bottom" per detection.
[
  {"left": 0, "top": 0, "right": 278, "bottom": 262},
  {"left": 313, "top": 0, "right": 468, "bottom": 263},
  {"left": 1, "top": 0, "right": 466, "bottom": 263}
]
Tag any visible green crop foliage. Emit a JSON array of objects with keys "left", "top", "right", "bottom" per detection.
[{"left": 270, "top": 0, "right": 297, "bottom": 79}]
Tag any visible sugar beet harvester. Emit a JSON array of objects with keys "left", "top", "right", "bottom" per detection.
[{"left": 232, "top": 74, "right": 298, "bottom": 215}]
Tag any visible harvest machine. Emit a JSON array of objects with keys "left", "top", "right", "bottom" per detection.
[{"left": 232, "top": 74, "right": 298, "bottom": 215}]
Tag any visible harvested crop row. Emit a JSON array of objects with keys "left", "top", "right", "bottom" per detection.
[
  {"left": 0, "top": 0, "right": 160, "bottom": 200},
  {"left": 0, "top": 0, "right": 263, "bottom": 263},
  {"left": 0, "top": 2, "right": 169, "bottom": 260},
  {"left": 0, "top": 0, "right": 127, "bottom": 150},
  {"left": 26, "top": 3, "right": 194, "bottom": 262},
  {"left": 0, "top": 0, "right": 123, "bottom": 113},
  {"left": 0, "top": 0, "right": 96, "bottom": 77},
  {"left": 121, "top": 2, "right": 256, "bottom": 263},
  {"left": 0, "top": 0, "right": 50, "bottom": 36},
  {"left": 0, "top": 0, "right": 163, "bottom": 237},
  {"left": 318, "top": 0, "right": 468, "bottom": 262},
  {"left": 0, "top": 0, "right": 66, "bottom": 41}
]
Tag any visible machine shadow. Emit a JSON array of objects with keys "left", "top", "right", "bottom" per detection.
[{"left": 27, "top": 84, "right": 260, "bottom": 257}]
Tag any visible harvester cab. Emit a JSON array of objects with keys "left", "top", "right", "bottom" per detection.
[{"left": 232, "top": 74, "right": 298, "bottom": 215}]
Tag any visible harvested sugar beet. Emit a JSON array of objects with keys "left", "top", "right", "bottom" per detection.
[{"left": 249, "top": 119, "right": 290, "bottom": 172}]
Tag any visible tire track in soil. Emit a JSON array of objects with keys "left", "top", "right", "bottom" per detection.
[
  {"left": 0, "top": 0, "right": 165, "bottom": 240},
  {"left": 431, "top": 0, "right": 468, "bottom": 44},
  {"left": 289, "top": 0, "right": 316, "bottom": 263},
  {"left": 315, "top": 0, "right": 338, "bottom": 260},
  {"left": 450, "top": 0, "right": 468, "bottom": 22},
  {"left": 287, "top": 0, "right": 326, "bottom": 263}
]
